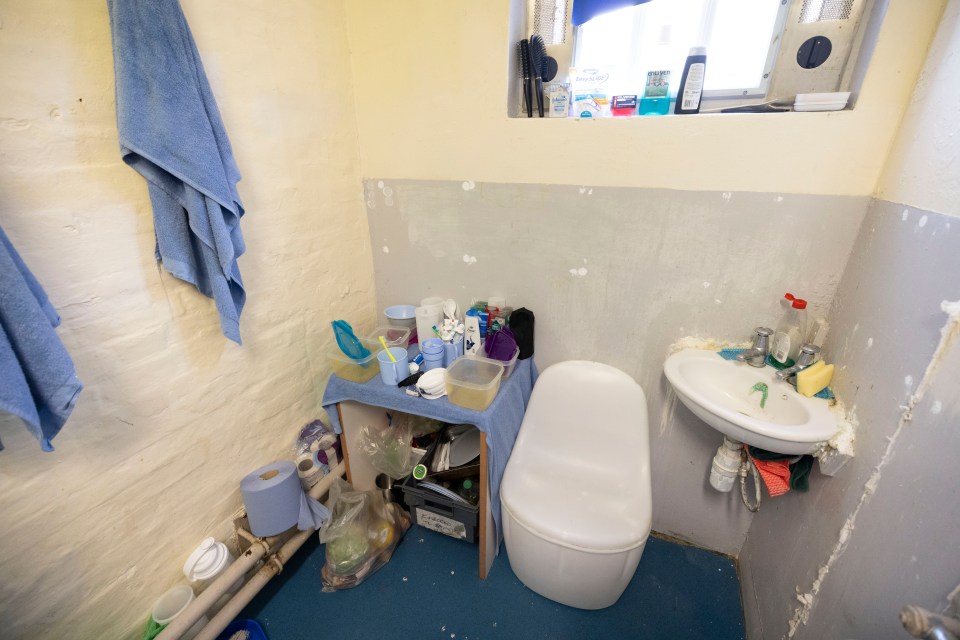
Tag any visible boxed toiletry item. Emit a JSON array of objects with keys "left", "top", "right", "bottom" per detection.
[
  {"left": 547, "top": 82, "right": 570, "bottom": 117},
  {"left": 444, "top": 357, "right": 504, "bottom": 411},
  {"left": 398, "top": 432, "right": 480, "bottom": 543},
  {"left": 639, "top": 70, "right": 671, "bottom": 115},
  {"left": 569, "top": 67, "right": 612, "bottom": 118},
  {"left": 611, "top": 95, "right": 638, "bottom": 116}
]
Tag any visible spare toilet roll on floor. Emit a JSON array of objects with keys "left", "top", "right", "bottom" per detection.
[{"left": 241, "top": 461, "right": 330, "bottom": 537}]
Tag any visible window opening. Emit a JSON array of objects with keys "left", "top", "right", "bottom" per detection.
[{"left": 573, "top": 0, "right": 790, "bottom": 99}]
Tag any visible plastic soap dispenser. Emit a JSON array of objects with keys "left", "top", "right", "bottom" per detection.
[{"left": 771, "top": 297, "right": 808, "bottom": 367}]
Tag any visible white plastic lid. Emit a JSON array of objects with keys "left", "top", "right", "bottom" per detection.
[
  {"left": 501, "top": 361, "right": 652, "bottom": 552},
  {"left": 689, "top": 46, "right": 707, "bottom": 56},
  {"left": 183, "top": 537, "right": 230, "bottom": 582}
]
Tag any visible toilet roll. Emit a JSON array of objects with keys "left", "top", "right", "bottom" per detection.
[
  {"left": 296, "top": 452, "right": 326, "bottom": 490},
  {"left": 241, "top": 461, "right": 304, "bottom": 537}
]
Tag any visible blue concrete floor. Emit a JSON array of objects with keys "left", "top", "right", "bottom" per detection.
[{"left": 239, "top": 526, "right": 744, "bottom": 640}]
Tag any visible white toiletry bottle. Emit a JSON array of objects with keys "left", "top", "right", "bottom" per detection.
[{"left": 771, "top": 297, "right": 808, "bottom": 367}]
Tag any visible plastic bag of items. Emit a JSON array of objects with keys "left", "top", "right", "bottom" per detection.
[
  {"left": 318, "top": 478, "right": 410, "bottom": 592},
  {"left": 356, "top": 412, "right": 420, "bottom": 480},
  {"left": 293, "top": 419, "right": 342, "bottom": 490}
]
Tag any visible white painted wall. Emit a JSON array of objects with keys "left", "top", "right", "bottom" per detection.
[
  {"left": 0, "top": 1, "right": 375, "bottom": 638},
  {"left": 877, "top": 0, "right": 960, "bottom": 218},
  {"left": 365, "top": 181, "right": 868, "bottom": 554},
  {"left": 344, "top": 0, "right": 944, "bottom": 195},
  {"left": 346, "top": 0, "right": 945, "bottom": 555},
  {"left": 740, "top": 5, "right": 960, "bottom": 637}
]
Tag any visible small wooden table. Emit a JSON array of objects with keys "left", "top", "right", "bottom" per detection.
[
  {"left": 335, "top": 401, "right": 495, "bottom": 579},
  {"left": 321, "top": 359, "right": 536, "bottom": 580}
]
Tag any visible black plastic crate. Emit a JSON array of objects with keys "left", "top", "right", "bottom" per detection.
[{"left": 398, "top": 436, "right": 479, "bottom": 543}]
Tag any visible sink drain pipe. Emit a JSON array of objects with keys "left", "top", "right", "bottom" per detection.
[
  {"left": 709, "top": 437, "right": 761, "bottom": 511},
  {"left": 709, "top": 438, "right": 743, "bottom": 492},
  {"left": 155, "top": 461, "right": 345, "bottom": 640}
]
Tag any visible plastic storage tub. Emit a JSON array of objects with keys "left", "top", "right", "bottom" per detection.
[
  {"left": 399, "top": 443, "right": 479, "bottom": 543},
  {"left": 476, "top": 344, "right": 520, "bottom": 380},
  {"left": 445, "top": 357, "right": 504, "bottom": 411},
  {"left": 367, "top": 325, "right": 411, "bottom": 350},
  {"left": 328, "top": 340, "right": 380, "bottom": 383}
]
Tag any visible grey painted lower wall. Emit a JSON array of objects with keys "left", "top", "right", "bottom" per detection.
[
  {"left": 364, "top": 179, "right": 868, "bottom": 555},
  {"left": 740, "top": 199, "right": 960, "bottom": 639}
]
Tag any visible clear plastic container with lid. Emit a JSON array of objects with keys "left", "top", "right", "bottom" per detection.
[
  {"left": 445, "top": 357, "right": 504, "bottom": 411},
  {"left": 771, "top": 297, "right": 808, "bottom": 367}
]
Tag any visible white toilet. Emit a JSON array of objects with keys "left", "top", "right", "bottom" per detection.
[{"left": 500, "top": 360, "right": 652, "bottom": 610}]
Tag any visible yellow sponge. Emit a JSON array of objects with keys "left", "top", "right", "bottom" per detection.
[{"left": 797, "top": 361, "right": 834, "bottom": 398}]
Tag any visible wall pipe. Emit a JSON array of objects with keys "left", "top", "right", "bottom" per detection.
[
  {"left": 155, "top": 461, "right": 345, "bottom": 640},
  {"left": 193, "top": 525, "right": 315, "bottom": 640}
]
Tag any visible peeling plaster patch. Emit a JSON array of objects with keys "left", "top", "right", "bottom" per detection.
[
  {"left": 902, "top": 209, "right": 910, "bottom": 221},
  {"left": 382, "top": 246, "right": 390, "bottom": 254},
  {"left": 588, "top": 188, "right": 593, "bottom": 195},
  {"left": 775, "top": 195, "right": 784, "bottom": 203},
  {"left": 866, "top": 337, "right": 873, "bottom": 350},
  {"left": 930, "top": 400, "right": 943, "bottom": 415},
  {"left": 462, "top": 254, "right": 477, "bottom": 265},
  {"left": 377, "top": 180, "right": 384, "bottom": 189},
  {"left": 568, "top": 267, "right": 588, "bottom": 277},
  {"left": 579, "top": 186, "right": 587, "bottom": 194},
  {"left": 669, "top": 335, "right": 749, "bottom": 355},
  {"left": 905, "top": 375, "right": 914, "bottom": 387},
  {"left": 918, "top": 215, "right": 928, "bottom": 228},
  {"left": 583, "top": 258, "right": 588, "bottom": 264},
  {"left": 462, "top": 181, "right": 475, "bottom": 191},
  {"left": 721, "top": 192, "right": 732, "bottom": 201},
  {"left": 49, "top": 107, "right": 62, "bottom": 119},
  {"left": 382, "top": 186, "right": 393, "bottom": 197},
  {"left": 659, "top": 387, "right": 679, "bottom": 436},
  {"left": 702, "top": 281, "right": 711, "bottom": 288},
  {"left": 1, "top": 118, "right": 31, "bottom": 131},
  {"left": 715, "top": 299, "right": 722, "bottom": 305},
  {"left": 788, "top": 300, "right": 960, "bottom": 637}
]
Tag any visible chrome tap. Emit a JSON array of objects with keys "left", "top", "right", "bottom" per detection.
[
  {"left": 776, "top": 344, "right": 821, "bottom": 387},
  {"left": 736, "top": 327, "right": 773, "bottom": 368}
]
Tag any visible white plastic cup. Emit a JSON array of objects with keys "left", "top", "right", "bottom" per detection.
[{"left": 152, "top": 585, "right": 208, "bottom": 639}]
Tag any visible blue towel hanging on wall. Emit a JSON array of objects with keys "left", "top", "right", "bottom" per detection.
[
  {"left": 572, "top": 0, "right": 653, "bottom": 26},
  {"left": 0, "top": 225, "right": 83, "bottom": 452},
  {"left": 107, "top": 0, "right": 247, "bottom": 343}
]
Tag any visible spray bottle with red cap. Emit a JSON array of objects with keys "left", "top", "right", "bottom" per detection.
[{"left": 771, "top": 294, "right": 808, "bottom": 367}]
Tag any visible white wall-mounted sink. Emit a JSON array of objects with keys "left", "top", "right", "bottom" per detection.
[{"left": 663, "top": 349, "right": 838, "bottom": 455}]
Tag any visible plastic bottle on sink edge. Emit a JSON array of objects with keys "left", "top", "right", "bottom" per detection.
[{"left": 771, "top": 297, "right": 808, "bottom": 367}]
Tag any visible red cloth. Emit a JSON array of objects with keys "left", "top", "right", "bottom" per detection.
[{"left": 749, "top": 455, "right": 791, "bottom": 497}]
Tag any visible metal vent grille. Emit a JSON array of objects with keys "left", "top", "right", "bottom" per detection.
[
  {"left": 799, "top": 0, "right": 855, "bottom": 23},
  {"left": 532, "top": 0, "right": 568, "bottom": 45}
]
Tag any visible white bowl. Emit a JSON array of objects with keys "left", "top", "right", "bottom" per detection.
[{"left": 384, "top": 305, "right": 417, "bottom": 328}]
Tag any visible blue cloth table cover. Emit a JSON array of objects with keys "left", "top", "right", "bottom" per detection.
[{"left": 322, "top": 358, "right": 538, "bottom": 550}]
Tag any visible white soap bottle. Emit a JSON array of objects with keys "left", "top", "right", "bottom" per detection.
[{"left": 771, "top": 297, "right": 808, "bottom": 367}]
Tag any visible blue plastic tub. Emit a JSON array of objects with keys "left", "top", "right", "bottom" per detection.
[{"left": 216, "top": 619, "right": 267, "bottom": 640}]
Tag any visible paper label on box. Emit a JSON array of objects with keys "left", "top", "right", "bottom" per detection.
[{"left": 416, "top": 508, "right": 467, "bottom": 540}]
